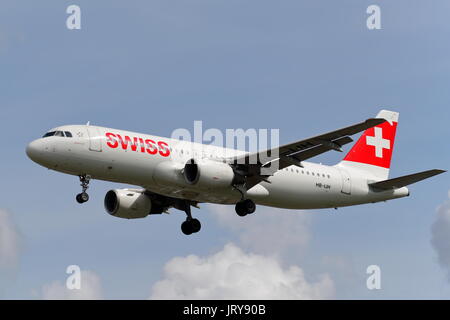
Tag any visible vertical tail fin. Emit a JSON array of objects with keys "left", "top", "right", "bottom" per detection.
[{"left": 339, "top": 110, "right": 399, "bottom": 180}]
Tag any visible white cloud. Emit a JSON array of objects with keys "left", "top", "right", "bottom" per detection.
[
  {"left": 431, "top": 191, "right": 450, "bottom": 280},
  {"left": 40, "top": 270, "right": 103, "bottom": 300},
  {"left": 207, "top": 204, "right": 312, "bottom": 257},
  {"left": 29, "top": 202, "right": 332, "bottom": 300},
  {"left": 0, "top": 209, "right": 21, "bottom": 269},
  {"left": 150, "top": 243, "right": 334, "bottom": 300},
  {"left": 147, "top": 204, "right": 334, "bottom": 299}
]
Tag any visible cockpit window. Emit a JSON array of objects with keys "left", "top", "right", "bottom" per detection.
[
  {"left": 42, "top": 130, "right": 72, "bottom": 138},
  {"left": 43, "top": 131, "right": 56, "bottom": 138}
]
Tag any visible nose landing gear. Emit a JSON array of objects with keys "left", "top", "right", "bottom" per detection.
[{"left": 76, "top": 175, "right": 91, "bottom": 204}]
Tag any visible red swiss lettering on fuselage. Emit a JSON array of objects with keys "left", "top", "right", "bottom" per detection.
[{"left": 105, "top": 132, "right": 171, "bottom": 157}]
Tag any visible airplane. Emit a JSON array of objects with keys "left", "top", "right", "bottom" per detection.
[{"left": 26, "top": 110, "right": 445, "bottom": 235}]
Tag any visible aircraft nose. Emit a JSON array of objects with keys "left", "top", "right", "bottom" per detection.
[{"left": 26, "top": 139, "right": 43, "bottom": 162}]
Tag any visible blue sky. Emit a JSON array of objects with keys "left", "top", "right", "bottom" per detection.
[{"left": 0, "top": 1, "right": 449, "bottom": 299}]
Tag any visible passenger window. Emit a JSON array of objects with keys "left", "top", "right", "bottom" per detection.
[
  {"left": 65, "top": 131, "right": 73, "bottom": 138},
  {"left": 327, "top": 175, "right": 330, "bottom": 178},
  {"left": 312, "top": 172, "right": 315, "bottom": 176}
]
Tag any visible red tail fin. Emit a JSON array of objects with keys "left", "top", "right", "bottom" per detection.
[{"left": 340, "top": 110, "right": 399, "bottom": 179}]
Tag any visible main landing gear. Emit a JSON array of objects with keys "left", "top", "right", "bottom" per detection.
[
  {"left": 235, "top": 199, "right": 256, "bottom": 217},
  {"left": 76, "top": 175, "right": 91, "bottom": 204},
  {"left": 180, "top": 201, "right": 201, "bottom": 235}
]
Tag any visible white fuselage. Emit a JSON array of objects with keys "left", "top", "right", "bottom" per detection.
[{"left": 26, "top": 124, "right": 409, "bottom": 209}]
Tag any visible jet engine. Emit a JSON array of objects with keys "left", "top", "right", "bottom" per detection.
[
  {"left": 183, "top": 158, "right": 237, "bottom": 190},
  {"left": 104, "top": 189, "right": 151, "bottom": 219}
]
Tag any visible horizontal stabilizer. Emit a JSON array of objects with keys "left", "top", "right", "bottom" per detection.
[{"left": 369, "top": 169, "right": 446, "bottom": 190}]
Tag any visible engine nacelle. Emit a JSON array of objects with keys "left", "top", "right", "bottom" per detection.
[
  {"left": 104, "top": 189, "right": 151, "bottom": 219},
  {"left": 183, "top": 158, "right": 235, "bottom": 190}
]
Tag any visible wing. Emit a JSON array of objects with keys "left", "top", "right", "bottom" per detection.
[{"left": 229, "top": 118, "right": 386, "bottom": 189}]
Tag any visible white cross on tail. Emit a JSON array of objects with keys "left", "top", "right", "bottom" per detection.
[{"left": 366, "top": 127, "right": 390, "bottom": 158}]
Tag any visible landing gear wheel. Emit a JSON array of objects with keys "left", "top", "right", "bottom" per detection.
[
  {"left": 179, "top": 200, "right": 202, "bottom": 235},
  {"left": 76, "top": 175, "right": 91, "bottom": 204},
  {"left": 76, "top": 192, "right": 89, "bottom": 204},
  {"left": 181, "top": 220, "right": 193, "bottom": 235},
  {"left": 235, "top": 202, "right": 247, "bottom": 217},
  {"left": 181, "top": 218, "right": 201, "bottom": 235},
  {"left": 235, "top": 199, "right": 256, "bottom": 216},
  {"left": 243, "top": 199, "right": 256, "bottom": 214},
  {"left": 190, "top": 218, "right": 201, "bottom": 233},
  {"left": 80, "top": 192, "right": 89, "bottom": 202}
]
